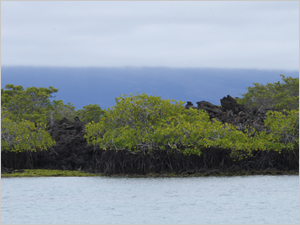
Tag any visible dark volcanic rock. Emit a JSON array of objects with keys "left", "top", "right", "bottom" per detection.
[
  {"left": 32, "top": 117, "right": 93, "bottom": 171},
  {"left": 185, "top": 95, "right": 272, "bottom": 132},
  {"left": 74, "top": 116, "right": 84, "bottom": 134},
  {"left": 196, "top": 101, "right": 222, "bottom": 115},
  {"left": 1, "top": 168, "right": 24, "bottom": 174},
  {"left": 185, "top": 101, "right": 197, "bottom": 109},
  {"left": 220, "top": 95, "right": 243, "bottom": 114}
]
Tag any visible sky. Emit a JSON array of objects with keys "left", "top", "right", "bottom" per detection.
[{"left": 1, "top": 1, "right": 299, "bottom": 70}]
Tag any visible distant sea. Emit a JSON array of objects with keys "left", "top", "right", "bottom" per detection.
[{"left": 1, "top": 66, "right": 298, "bottom": 110}]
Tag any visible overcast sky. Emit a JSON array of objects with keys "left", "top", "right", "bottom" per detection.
[{"left": 1, "top": 1, "right": 299, "bottom": 70}]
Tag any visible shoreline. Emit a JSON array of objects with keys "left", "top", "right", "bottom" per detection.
[
  {"left": 2, "top": 97, "right": 298, "bottom": 176},
  {"left": 2, "top": 147, "right": 299, "bottom": 176},
  {"left": 1, "top": 168, "right": 299, "bottom": 178}
]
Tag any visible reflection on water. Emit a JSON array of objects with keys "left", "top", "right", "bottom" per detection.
[{"left": 1, "top": 175, "right": 299, "bottom": 224}]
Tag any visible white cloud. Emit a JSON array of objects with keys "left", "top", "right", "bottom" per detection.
[{"left": 1, "top": 1, "right": 299, "bottom": 70}]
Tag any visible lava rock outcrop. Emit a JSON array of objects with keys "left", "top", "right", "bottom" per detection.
[{"left": 186, "top": 95, "right": 274, "bottom": 132}]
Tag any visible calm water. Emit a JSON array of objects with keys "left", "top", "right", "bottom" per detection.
[{"left": 1, "top": 175, "right": 299, "bottom": 224}]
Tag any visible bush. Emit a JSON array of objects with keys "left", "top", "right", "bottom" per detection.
[
  {"left": 1, "top": 84, "right": 58, "bottom": 125},
  {"left": 264, "top": 109, "right": 299, "bottom": 148},
  {"left": 1, "top": 117, "right": 56, "bottom": 152},
  {"left": 237, "top": 75, "right": 299, "bottom": 111},
  {"left": 84, "top": 93, "right": 295, "bottom": 158},
  {"left": 1, "top": 84, "right": 61, "bottom": 152},
  {"left": 50, "top": 100, "right": 77, "bottom": 123},
  {"left": 76, "top": 104, "right": 104, "bottom": 123}
]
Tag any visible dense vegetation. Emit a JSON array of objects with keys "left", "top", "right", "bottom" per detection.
[
  {"left": 84, "top": 93, "right": 298, "bottom": 160},
  {"left": 1, "top": 84, "right": 103, "bottom": 153},
  {"left": 1, "top": 75, "right": 299, "bottom": 165},
  {"left": 237, "top": 75, "right": 299, "bottom": 111}
]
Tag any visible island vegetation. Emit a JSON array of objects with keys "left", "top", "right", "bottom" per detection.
[{"left": 1, "top": 75, "right": 299, "bottom": 177}]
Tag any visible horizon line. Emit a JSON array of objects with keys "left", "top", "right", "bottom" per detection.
[{"left": 1, "top": 65, "right": 299, "bottom": 72}]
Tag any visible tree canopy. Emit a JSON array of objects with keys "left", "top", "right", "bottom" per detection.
[
  {"left": 84, "top": 93, "right": 298, "bottom": 159},
  {"left": 1, "top": 117, "right": 55, "bottom": 152},
  {"left": 1, "top": 84, "right": 58, "bottom": 125},
  {"left": 1, "top": 85, "right": 58, "bottom": 152},
  {"left": 76, "top": 104, "right": 104, "bottom": 123},
  {"left": 1, "top": 84, "right": 106, "bottom": 152},
  {"left": 237, "top": 75, "right": 299, "bottom": 111},
  {"left": 50, "top": 100, "right": 77, "bottom": 123},
  {"left": 2, "top": 76, "right": 298, "bottom": 158}
]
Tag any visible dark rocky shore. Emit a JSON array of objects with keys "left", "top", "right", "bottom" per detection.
[{"left": 2, "top": 96, "right": 299, "bottom": 176}]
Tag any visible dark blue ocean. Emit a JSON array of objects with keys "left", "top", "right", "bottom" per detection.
[{"left": 2, "top": 66, "right": 299, "bottom": 110}]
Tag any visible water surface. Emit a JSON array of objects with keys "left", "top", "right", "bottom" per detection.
[{"left": 1, "top": 175, "right": 299, "bottom": 224}]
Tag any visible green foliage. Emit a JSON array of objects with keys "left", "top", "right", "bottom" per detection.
[
  {"left": 1, "top": 84, "right": 60, "bottom": 152},
  {"left": 2, "top": 81, "right": 297, "bottom": 160},
  {"left": 76, "top": 104, "right": 104, "bottom": 123},
  {"left": 51, "top": 100, "right": 76, "bottom": 122},
  {"left": 85, "top": 93, "right": 295, "bottom": 158},
  {"left": 1, "top": 117, "right": 56, "bottom": 152},
  {"left": 264, "top": 109, "right": 299, "bottom": 149},
  {"left": 1, "top": 84, "right": 58, "bottom": 125},
  {"left": 1, "top": 169, "right": 97, "bottom": 177},
  {"left": 237, "top": 75, "right": 299, "bottom": 111},
  {"left": 229, "top": 109, "right": 299, "bottom": 158}
]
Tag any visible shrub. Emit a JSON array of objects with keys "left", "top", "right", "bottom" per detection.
[
  {"left": 237, "top": 75, "right": 299, "bottom": 111},
  {"left": 76, "top": 104, "right": 104, "bottom": 123},
  {"left": 84, "top": 93, "right": 295, "bottom": 158},
  {"left": 50, "top": 100, "right": 77, "bottom": 122},
  {"left": 1, "top": 117, "right": 56, "bottom": 152},
  {"left": 1, "top": 84, "right": 58, "bottom": 125}
]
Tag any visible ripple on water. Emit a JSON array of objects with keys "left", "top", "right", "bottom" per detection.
[{"left": 1, "top": 175, "right": 299, "bottom": 224}]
